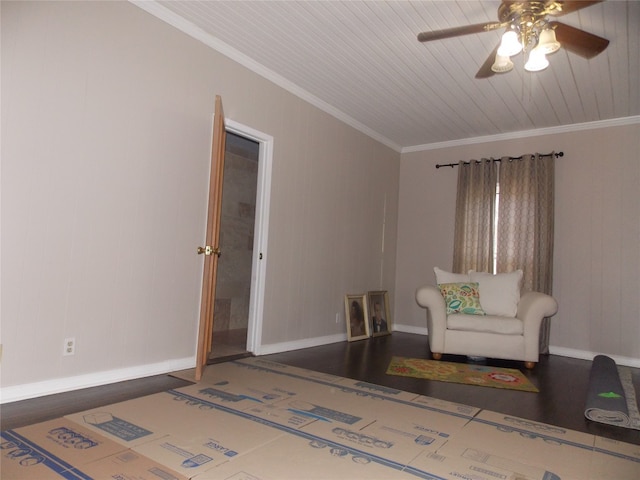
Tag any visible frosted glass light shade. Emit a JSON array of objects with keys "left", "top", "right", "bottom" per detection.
[
  {"left": 491, "top": 54, "right": 514, "bottom": 73},
  {"left": 497, "top": 31, "right": 522, "bottom": 57},
  {"left": 538, "top": 28, "right": 561, "bottom": 54},
  {"left": 525, "top": 48, "right": 549, "bottom": 71}
]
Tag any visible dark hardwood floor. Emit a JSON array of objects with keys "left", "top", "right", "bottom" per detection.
[
  {"left": 264, "top": 333, "right": 640, "bottom": 446},
  {"left": 2, "top": 333, "right": 639, "bottom": 446},
  {"left": 0, "top": 374, "right": 193, "bottom": 432}
]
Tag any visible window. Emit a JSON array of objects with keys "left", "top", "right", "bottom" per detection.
[
  {"left": 453, "top": 154, "right": 555, "bottom": 295},
  {"left": 452, "top": 153, "right": 556, "bottom": 352}
]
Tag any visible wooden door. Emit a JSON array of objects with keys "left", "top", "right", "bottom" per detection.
[{"left": 195, "top": 95, "right": 226, "bottom": 381}]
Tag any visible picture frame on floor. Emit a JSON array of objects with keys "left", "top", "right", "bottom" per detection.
[
  {"left": 367, "top": 290, "right": 391, "bottom": 336},
  {"left": 344, "top": 294, "right": 370, "bottom": 341}
]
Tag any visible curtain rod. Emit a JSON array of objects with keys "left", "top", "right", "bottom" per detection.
[{"left": 435, "top": 151, "right": 563, "bottom": 169}]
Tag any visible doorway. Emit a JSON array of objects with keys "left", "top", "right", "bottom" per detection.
[
  {"left": 195, "top": 98, "right": 272, "bottom": 378},
  {"left": 208, "top": 132, "right": 259, "bottom": 362}
]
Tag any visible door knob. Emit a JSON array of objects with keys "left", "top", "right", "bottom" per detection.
[{"left": 197, "top": 246, "right": 221, "bottom": 257}]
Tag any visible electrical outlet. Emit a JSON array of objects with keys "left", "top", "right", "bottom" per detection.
[
  {"left": 335, "top": 312, "right": 340, "bottom": 324},
  {"left": 63, "top": 337, "right": 76, "bottom": 356}
]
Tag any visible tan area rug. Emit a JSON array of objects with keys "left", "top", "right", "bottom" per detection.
[{"left": 386, "top": 356, "right": 539, "bottom": 392}]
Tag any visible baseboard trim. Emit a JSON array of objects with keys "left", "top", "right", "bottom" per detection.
[
  {"left": 257, "top": 333, "right": 347, "bottom": 355},
  {"left": 549, "top": 346, "right": 640, "bottom": 368},
  {"left": 393, "top": 324, "right": 428, "bottom": 336},
  {"left": 3, "top": 339, "right": 637, "bottom": 404},
  {"left": 0, "top": 357, "right": 195, "bottom": 404},
  {"left": 257, "top": 328, "right": 429, "bottom": 355},
  {"left": 386, "top": 326, "right": 640, "bottom": 368}
]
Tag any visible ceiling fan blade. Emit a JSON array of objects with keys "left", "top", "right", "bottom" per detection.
[
  {"left": 550, "top": 1, "right": 604, "bottom": 16},
  {"left": 475, "top": 45, "right": 500, "bottom": 79},
  {"left": 551, "top": 21, "right": 609, "bottom": 59},
  {"left": 417, "top": 22, "right": 503, "bottom": 42}
]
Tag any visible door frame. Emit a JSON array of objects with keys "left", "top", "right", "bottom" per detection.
[{"left": 224, "top": 119, "right": 273, "bottom": 356}]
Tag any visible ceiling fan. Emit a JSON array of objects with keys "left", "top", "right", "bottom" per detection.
[{"left": 417, "top": 1, "right": 610, "bottom": 78}]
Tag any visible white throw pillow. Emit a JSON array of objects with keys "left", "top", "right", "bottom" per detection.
[
  {"left": 434, "top": 267, "right": 470, "bottom": 284},
  {"left": 469, "top": 270, "right": 523, "bottom": 317}
]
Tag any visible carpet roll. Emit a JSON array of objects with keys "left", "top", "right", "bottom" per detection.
[{"left": 584, "top": 355, "right": 631, "bottom": 428}]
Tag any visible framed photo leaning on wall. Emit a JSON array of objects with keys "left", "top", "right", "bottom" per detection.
[
  {"left": 344, "top": 294, "right": 370, "bottom": 341},
  {"left": 367, "top": 290, "right": 391, "bottom": 336}
]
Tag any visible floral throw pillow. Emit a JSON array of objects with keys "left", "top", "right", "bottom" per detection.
[{"left": 438, "top": 282, "right": 486, "bottom": 315}]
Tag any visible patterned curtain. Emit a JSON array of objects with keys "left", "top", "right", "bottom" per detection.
[
  {"left": 452, "top": 159, "right": 497, "bottom": 274},
  {"left": 496, "top": 153, "right": 555, "bottom": 352}
]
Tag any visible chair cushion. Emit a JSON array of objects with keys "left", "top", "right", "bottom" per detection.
[
  {"left": 469, "top": 270, "right": 522, "bottom": 317},
  {"left": 438, "top": 282, "right": 485, "bottom": 315},
  {"left": 447, "top": 314, "right": 524, "bottom": 335},
  {"left": 434, "top": 267, "right": 470, "bottom": 284}
]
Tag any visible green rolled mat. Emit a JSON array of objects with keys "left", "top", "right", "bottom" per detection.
[{"left": 584, "top": 354, "right": 640, "bottom": 430}]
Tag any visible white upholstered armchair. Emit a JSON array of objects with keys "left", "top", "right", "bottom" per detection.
[{"left": 415, "top": 269, "right": 558, "bottom": 369}]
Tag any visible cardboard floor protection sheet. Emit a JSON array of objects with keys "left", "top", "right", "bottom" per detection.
[{"left": 2, "top": 357, "right": 639, "bottom": 479}]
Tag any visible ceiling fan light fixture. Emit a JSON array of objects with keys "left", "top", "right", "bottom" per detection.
[
  {"left": 497, "top": 30, "right": 522, "bottom": 57},
  {"left": 491, "top": 54, "right": 514, "bottom": 73},
  {"left": 524, "top": 48, "right": 549, "bottom": 72},
  {"left": 416, "top": 1, "right": 609, "bottom": 79},
  {"left": 537, "top": 28, "right": 561, "bottom": 54}
]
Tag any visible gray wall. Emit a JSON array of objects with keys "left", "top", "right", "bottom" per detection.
[
  {"left": 1, "top": 1, "right": 399, "bottom": 400},
  {"left": 396, "top": 123, "right": 640, "bottom": 365},
  {"left": 3, "top": 1, "right": 637, "bottom": 402}
]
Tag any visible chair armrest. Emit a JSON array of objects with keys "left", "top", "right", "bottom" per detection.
[
  {"left": 517, "top": 292, "right": 558, "bottom": 360},
  {"left": 415, "top": 285, "right": 447, "bottom": 352},
  {"left": 416, "top": 285, "right": 446, "bottom": 312},
  {"left": 517, "top": 291, "right": 558, "bottom": 325}
]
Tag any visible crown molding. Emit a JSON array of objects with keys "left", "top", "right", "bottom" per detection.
[
  {"left": 130, "top": 2, "right": 637, "bottom": 156},
  {"left": 402, "top": 115, "right": 640, "bottom": 154},
  {"left": 129, "top": 1, "right": 402, "bottom": 153}
]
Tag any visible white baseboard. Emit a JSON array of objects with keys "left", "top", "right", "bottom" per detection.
[
  {"left": 3, "top": 337, "right": 637, "bottom": 404},
  {"left": 256, "top": 327, "right": 428, "bottom": 355},
  {"left": 549, "top": 346, "right": 640, "bottom": 368},
  {"left": 0, "top": 357, "right": 195, "bottom": 404},
  {"left": 257, "top": 333, "right": 347, "bottom": 355},
  {"left": 393, "top": 324, "right": 428, "bottom": 336},
  {"left": 392, "top": 327, "right": 640, "bottom": 368}
]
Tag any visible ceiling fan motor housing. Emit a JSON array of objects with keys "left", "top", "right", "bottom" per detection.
[
  {"left": 498, "top": 1, "right": 563, "bottom": 23},
  {"left": 498, "top": 1, "right": 560, "bottom": 50}
]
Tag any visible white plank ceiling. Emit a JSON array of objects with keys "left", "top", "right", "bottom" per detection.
[{"left": 135, "top": 1, "right": 639, "bottom": 151}]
